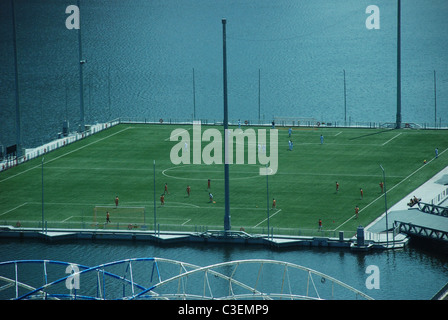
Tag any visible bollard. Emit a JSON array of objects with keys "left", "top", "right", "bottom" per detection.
[{"left": 357, "top": 226, "right": 365, "bottom": 247}]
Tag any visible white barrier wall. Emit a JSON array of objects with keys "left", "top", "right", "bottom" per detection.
[
  {"left": 0, "top": 120, "right": 120, "bottom": 172},
  {"left": 431, "top": 187, "right": 448, "bottom": 205}
]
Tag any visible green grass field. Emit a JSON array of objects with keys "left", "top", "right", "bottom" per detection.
[{"left": 0, "top": 123, "right": 447, "bottom": 237}]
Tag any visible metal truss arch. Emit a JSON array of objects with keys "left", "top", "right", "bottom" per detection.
[{"left": 0, "top": 258, "right": 373, "bottom": 300}]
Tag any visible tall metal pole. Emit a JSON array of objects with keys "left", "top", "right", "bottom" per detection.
[
  {"left": 11, "top": 0, "right": 22, "bottom": 158},
  {"left": 65, "top": 85, "right": 69, "bottom": 120},
  {"left": 108, "top": 65, "right": 111, "bottom": 121},
  {"left": 222, "top": 19, "right": 231, "bottom": 232},
  {"left": 343, "top": 69, "right": 347, "bottom": 124},
  {"left": 42, "top": 157, "right": 45, "bottom": 232},
  {"left": 396, "top": 0, "right": 402, "bottom": 129},
  {"left": 380, "top": 165, "right": 389, "bottom": 248},
  {"left": 434, "top": 70, "right": 437, "bottom": 128},
  {"left": 78, "top": 0, "right": 86, "bottom": 132},
  {"left": 153, "top": 160, "right": 157, "bottom": 235},
  {"left": 266, "top": 165, "right": 270, "bottom": 238},
  {"left": 258, "top": 68, "right": 261, "bottom": 124},
  {"left": 193, "top": 68, "right": 196, "bottom": 120}
]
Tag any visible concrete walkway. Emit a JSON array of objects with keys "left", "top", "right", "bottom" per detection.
[{"left": 366, "top": 165, "right": 448, "bottom": 233}]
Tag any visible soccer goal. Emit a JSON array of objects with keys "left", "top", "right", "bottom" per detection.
[
  {"left": 93, "top": 206, "right": 146, "bottom": 228},
  {"left": 273, "top": 117, "right": 318, "bottom": 128}
]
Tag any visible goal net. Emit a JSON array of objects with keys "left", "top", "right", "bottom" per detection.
[
  {"left": 93, "top": 206, "right": 146, "bottom": 228},
  {"left": 273, "top": 117, "right": 318, "bottom": 128}
]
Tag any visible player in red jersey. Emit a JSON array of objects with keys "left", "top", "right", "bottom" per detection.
[{"left": 164, "top": 183, "right": 169, "bottom": 195}]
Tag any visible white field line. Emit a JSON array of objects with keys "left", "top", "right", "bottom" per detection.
[
  {"left": 332, "top": 146, "right": 448, "bottom": 231},
  {"left": 297, "top": 143, "right": 380, "bottom": 146},
  {"left": 26, "top": 200, "right": 263, "bottom": 211},
  {"left": 164, "top": 127, "right": 192, "bottom": 141},
  {"left": 0, "top": 127, "right": 133, "bottom": 184},
  {"left": 26, "top": 201, "right": 200, "bottom": 209},
  {"left": 0, "top": 202, "right": 28, "bottom": 217},
  {"left": 382, "top": 132, "right": 402, "bottom": 146},
  {"left": 182, "top": 219, "right": 191, "bottom": 226},
  {"left": 41, "top": 166, "right": 405, "bottom": 179},
  {"left": 253, "top": 209, "right": 282, "bottom": 228}
]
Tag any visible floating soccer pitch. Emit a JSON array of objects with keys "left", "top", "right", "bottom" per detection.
[{"left": 0, "top": 124, "right": 447, "bottom": 236}]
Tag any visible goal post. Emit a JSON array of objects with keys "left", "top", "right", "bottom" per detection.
[
  {"left": 273, "top": 117, "right": 318, "bottom": 128},
  {"left": 93, "top": 205, "right": 146, "bottom": 228}
]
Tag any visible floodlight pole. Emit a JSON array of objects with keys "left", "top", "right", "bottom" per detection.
[
  {"left": 380, "top": 165, "right": 389, "bottom": 248},
  {"left": 258, "top": 68, "right": 261, "bottom": 124},
  {"left": 222, "top": 19, "right": 231, "bottom": 232},
  {"left": 434, "top": 70, "right": 437, "bottom": 128},
  {"left": 395, "top": 0, "right": 402, "bottom": 129},
  {"left": 11, "top": 0, "right": 22, "bottom": 158},
  {"left": 343, "top": 69, "right": 347, "bottom": 124},
  {"left": 108, "top": 65, "right": 111, "bottom": 120},
  {"left": 42, "top": 157, "right": 45, "bottom": 233},
  {"left": 193, "top": 68, "right": 196, "bottom": 120},
  {"left": 153, "top": 160, "right": 157, "bottom": 235},
  {"left": 78, "top": 0, "right": 86, "bottom": 132},
  {"left": 266, "top": 165, "right": 270, "bottom": 238}
]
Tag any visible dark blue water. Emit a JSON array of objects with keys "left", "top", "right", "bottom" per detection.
[
  {"left": 1, "top": 0, "right": 447, "bottom": 148},
  {"left": 0, "top": 238, "right": 447, "bottom": 300},
  {"left": 1, "top": 0, "right": 447, "bottom": 300}
]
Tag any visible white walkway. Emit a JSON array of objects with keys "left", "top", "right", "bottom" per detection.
[{"left": 366, "top": 165, "right": 448, "bottom": 233}]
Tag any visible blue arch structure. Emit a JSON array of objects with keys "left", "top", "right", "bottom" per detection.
[
  {"left": 0, "top": 258, "right": 373, "bottom": 300},
  {"left": 0, "top": 258, "right": 159, "bottom": 300}
]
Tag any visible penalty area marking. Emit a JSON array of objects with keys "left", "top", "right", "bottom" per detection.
[
  {"left": 25, "top": 200, "right": 201, "bottom": 209},
  {"left": 159, "top": 202, "right": 200, "bottom": 209}
]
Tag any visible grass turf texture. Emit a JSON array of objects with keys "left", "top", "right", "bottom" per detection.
[{"left": 0, "top": 124, "right": 447, "bottom": 236}]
